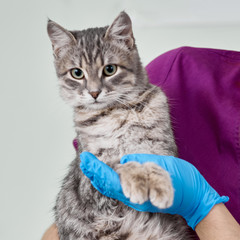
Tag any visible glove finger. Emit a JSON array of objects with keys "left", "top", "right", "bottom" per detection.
[
  {"left": 80, "top": 151, "right": 103, "bottom": 180},
  {"left": 80, "top": 151, "right": 123, "bottom": 196}
]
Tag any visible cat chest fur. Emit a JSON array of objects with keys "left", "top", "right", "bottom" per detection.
[{"left": 74, "top": 87, "right": 177, "bottom": 165}]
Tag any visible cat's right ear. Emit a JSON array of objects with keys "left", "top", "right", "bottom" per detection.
[
  {"left": 105, "top": 11, "right": 135, "bottom": 49},
  {"left": 47, "top": 19, "right": 77, "bottom": 58}
]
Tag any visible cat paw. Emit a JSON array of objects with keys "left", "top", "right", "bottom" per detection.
[
  {"left": 144, "top": 162, "right": 174, "bottom": 209},
  {"left": 116, "top": 162, "right": 149, "bottom": 205},
  {"left": 116, "top": 162, "right": 174, "bottom": 209}
]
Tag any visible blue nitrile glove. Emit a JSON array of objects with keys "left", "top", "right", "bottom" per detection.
[{"left": 80, "top": 152, "right": 229, "bottom": 229}]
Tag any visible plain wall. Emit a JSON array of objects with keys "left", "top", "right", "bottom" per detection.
[{"left": 1, "top": 0, "right": 240, "bottom": 239}]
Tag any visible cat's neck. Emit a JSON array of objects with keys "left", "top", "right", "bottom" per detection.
[
  {"left": 73, "top": 85, "right": 159, "bottom": 155},
  {"left": 73, "top": 105, "right": 128, "bottom": 159}
]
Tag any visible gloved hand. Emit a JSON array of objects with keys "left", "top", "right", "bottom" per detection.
[{"left": 80, "top": 152, "right": 229, "bottom": 229}]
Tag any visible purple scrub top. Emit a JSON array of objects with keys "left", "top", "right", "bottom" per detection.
[{"left": 146, "top": 47, "right": 240, "bottom": 223}]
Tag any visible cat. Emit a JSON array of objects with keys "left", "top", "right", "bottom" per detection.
[{"left": 47, "top": 11, "right": 197, "bottom": 240}]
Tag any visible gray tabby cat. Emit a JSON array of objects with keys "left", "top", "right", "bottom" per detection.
[{"left": 47, "top": 11, "right": 196, "bottom": 240}]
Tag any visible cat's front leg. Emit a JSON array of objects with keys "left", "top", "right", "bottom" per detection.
[{"left": 116, "top": 162, "right": 174, "bottom": 209}]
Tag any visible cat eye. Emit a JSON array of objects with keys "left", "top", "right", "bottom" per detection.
[
  {"left": 103, "top": 64, "right": 117, "bottom": 76},
  {"left": 70, "top": 68, "right": 84, "bottom": 79}
]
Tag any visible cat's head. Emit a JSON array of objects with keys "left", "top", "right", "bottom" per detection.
[{"left": 47, "top": 12, "right": 148, "bottom": 110}]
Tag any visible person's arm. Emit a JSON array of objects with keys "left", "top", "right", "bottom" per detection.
[
  {"left": 195, "top": 203, "right": 240, "bottom": 240},
  {"left": 41, "top": 224, "right": 59, "bottom": 240}
]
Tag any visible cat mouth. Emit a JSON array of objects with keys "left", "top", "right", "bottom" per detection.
[
  {"left": 85, "top": 98, "right": 114, "bottom": 109},
  {"left": 93, "top": 100, "right": 102, "bottom": 104},
  {"left": 87, "top": 100, "right": 109, "bottom": 109}
]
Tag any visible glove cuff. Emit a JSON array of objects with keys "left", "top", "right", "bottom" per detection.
[{"left": 187, "top": 195, "right": 229, "bottom": 229}]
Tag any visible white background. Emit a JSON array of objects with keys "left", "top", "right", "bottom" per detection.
[{"left": 1, "top": 0, "right": 240, "bottom": 239}]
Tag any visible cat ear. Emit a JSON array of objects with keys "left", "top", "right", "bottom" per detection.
[
  {"left": 47, "top": 19, "right": 77, "bottom": 57},
  {"left": 105, "top": 11, "right": 135, "bottom": 49}
]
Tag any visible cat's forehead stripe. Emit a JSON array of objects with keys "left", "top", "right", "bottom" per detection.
[
  {"left": 74, "top": 28, "right": 133, "bottom": 69},
  {"left": 81, "top": 54, "right": 86, "bottom": 68}
]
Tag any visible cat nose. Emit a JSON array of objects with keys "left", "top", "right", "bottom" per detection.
[{"left": 89, "top": 91, "right": 101, "bottom": 99}]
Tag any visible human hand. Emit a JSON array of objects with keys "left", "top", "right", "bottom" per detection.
[
  {"left": 80, "top": 152, "right": 228, "bottom": 229},
  {"left": 41, "top": 224, "right": 59, "bottom": 240}
]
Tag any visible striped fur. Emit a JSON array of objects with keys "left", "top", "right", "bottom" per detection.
[{"left": 48, "top": 12, "right": 196, "bottom": 240}]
